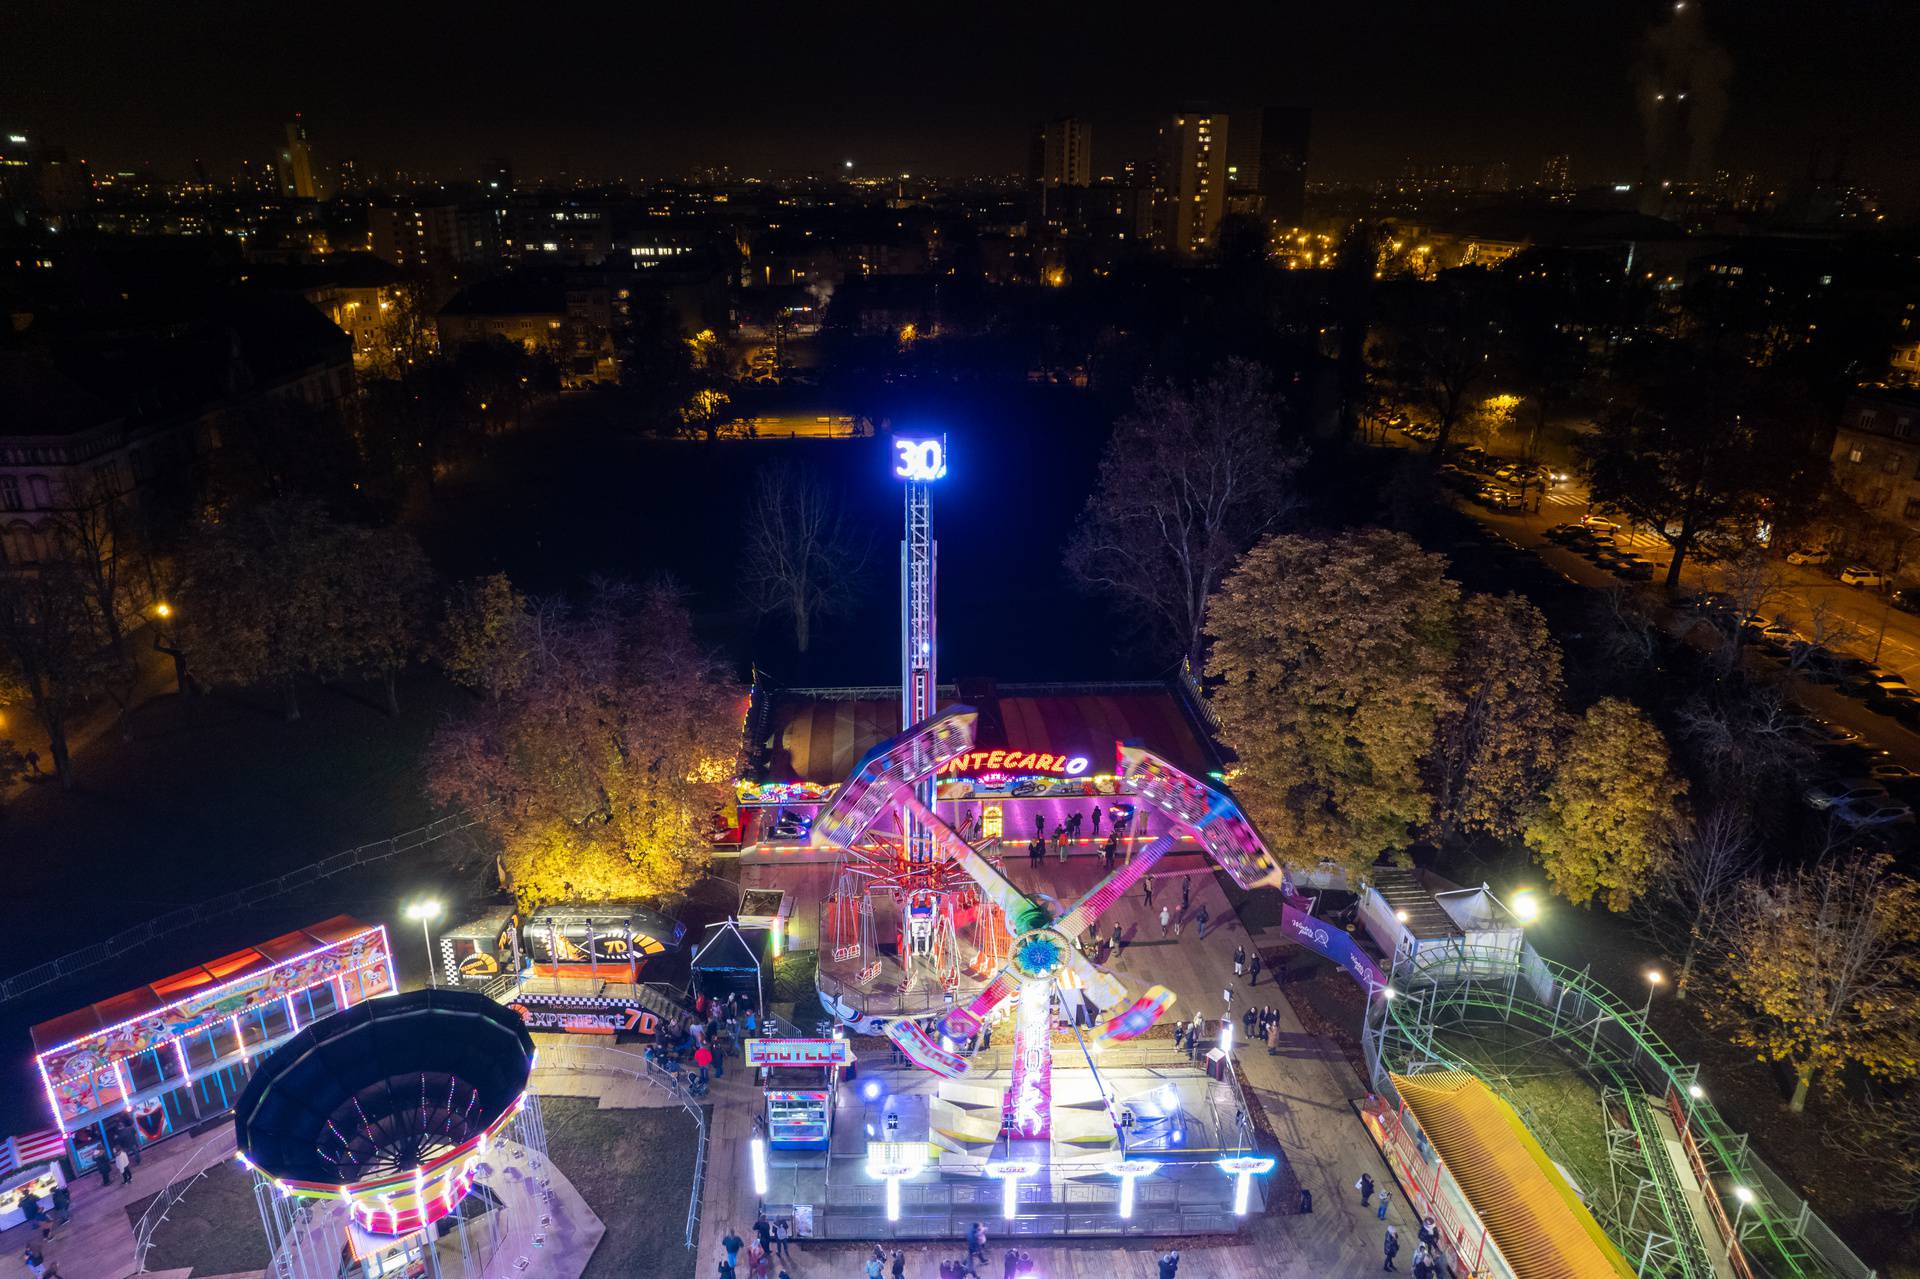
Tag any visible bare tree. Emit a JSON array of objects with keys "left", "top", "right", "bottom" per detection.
[
  {"left": 1672, "top": 683, "right": 1813, "bottom": 800},
  {"left": 1656, "top": 805, "right": 1760, "bottom": 999},
  {"left": 0, "top": 559, "right": 110, "bottom": 788},
  {"left": 45, "top": 471, "right": 151, "bottom": 738},
  {"left": 1825, "top": 1091, "right": 1920, "bottom": 1218},
  {"left": 741, "top": 463, "right": 868, "bottom": 654},
  {"left": 1590, "top": 586, "right": 1662, "bottom": 679},
  {"left": 1065, "top": 359, "right": 1303, "bottom": 666}
]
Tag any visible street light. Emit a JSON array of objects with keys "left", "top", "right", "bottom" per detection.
[
  {"left": 1642, "top": 969, "right": 1665, "bottom": 1018},
  {"left": 405, "top": 900, "right": 443, "bottom": 988},
  {"left": 1511, "top": 890, "right": 1540, "bottom": 923},
  {"left": 1731, "top": 1184, "right": 1755, "bottom": 1235},
  {"left": 153, "top": 601, "right": 173, "bottom": 619}
]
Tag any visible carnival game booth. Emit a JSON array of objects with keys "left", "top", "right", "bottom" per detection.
[
  {"left": 747, "top": 1036, "right": 853, "bottom": 1151},
  {"left": 448, "top": 903, "right": 685, "bottom": 1036},
  {"left": 232, "top": 989, "right": 553, "bottom": 1279},
  {"left": 31, "top": 917, "right": 394, "bottom": 1174}
]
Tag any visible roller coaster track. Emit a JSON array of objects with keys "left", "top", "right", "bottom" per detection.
[{"left": 1374, "top": 946, "right": 1843, "bottom": 1279}]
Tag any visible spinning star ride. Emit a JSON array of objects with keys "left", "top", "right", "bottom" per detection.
[
  {"left": 811, "top": 705, "right": 1284, "bottom": 1141},
  {"left": 232, "top": 989, "right": 551, "bottom": 1279}
]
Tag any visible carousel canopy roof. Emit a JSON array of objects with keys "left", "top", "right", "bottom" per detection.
[
  {"left": 31, "top": 916, "right": 377, "bottom": 1055},
  {"left": 233, "top": 988, "right": 534, "bottom": 1186},
  {"left": 761, "top": 680, "right": 1220, "bottom": 785}
]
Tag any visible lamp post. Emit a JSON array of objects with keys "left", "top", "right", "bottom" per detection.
[
  {"left": 1510, "top": 890, "right": 1540, "bottom": 924},
  {"left": 1641, "top": 969, "right": 1665, "bottom": 1020},
  {"left": 1731, "top": 1184, "right": 1755, "bottom": 1236},
  {"left": 406, "top": 900, "right": 443, "bottom": 988},
  {"left": 1684, "top": 1082, "right": 1705, "bottom": 1131}
]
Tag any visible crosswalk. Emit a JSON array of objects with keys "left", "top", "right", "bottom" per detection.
[{"left": 1536, "top": 491, "right": 1668, "bottom": 552}]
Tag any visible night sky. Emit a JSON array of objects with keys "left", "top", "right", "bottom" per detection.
[{"left": 9, "top": 0, "right": 1920, "bottom": 200}]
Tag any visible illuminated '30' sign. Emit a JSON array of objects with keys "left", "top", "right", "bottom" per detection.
[{"left": 892, "top": 436, "right": 948, "bottom": 482}]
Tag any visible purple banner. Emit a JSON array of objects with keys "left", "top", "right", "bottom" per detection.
[{"left": 1280, "top": 902, "right": 1387, "bottom": 990}]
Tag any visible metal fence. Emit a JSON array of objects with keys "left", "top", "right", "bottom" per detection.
[
  {"left": 529, "top": 1041, "right": 710, "bottom": 1250},
  {"left": 131, "top": 1128, "right": 238, "bottom": 1273},
  {"left": 1367, "top": 940, "right": 1875, "bottom": 1279},
  {"left": 0, "top": 809, "right": 491, "bottom": 1007}
]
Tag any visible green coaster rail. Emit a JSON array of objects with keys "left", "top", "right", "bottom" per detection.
[{"left": 1368, "top": 943, "right": 1858, "bottom": 1279}]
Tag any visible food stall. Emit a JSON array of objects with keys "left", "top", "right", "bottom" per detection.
[
  {"left": 0, "top": 1162, "right": 63, "bottom": 1232},
  {"left": 746, "top": 1038, "right": 853, "bottom": 1151}
]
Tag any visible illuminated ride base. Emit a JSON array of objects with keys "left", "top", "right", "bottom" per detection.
[
  {"left": 789, "top": 707, "right": 1287, "bottom": 1238},
  {"left": 232, "top": 990, "right": 559, "bottom": 1279}
]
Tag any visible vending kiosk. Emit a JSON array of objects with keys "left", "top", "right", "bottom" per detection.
[{"left": 746, "top": 1038, "right": 853, "bottom": 1151}]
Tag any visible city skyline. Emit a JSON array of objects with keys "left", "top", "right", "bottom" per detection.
[{"left": 9, "top": 0, "right": 1919, "bottom": 203}]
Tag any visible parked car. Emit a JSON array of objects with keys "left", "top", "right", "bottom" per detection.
[
  {"left": 1803, "top": 777, "right": 1890, "bottom": 810},
  {"left": 1785, "top": 548, "right": 1832, "bottom": 566},
  {"left": 1868, "top": 761, "right": 1920, "bottom": 784},
  {"left": 1614, "top": 557, "right": 1656, "bottom": 581},
  {"left": 1579, "top": 516, "right": 1621, "bottom": 534},
  {"left": 1840, "top": 565, "right": 1890, "bottom": 589},
  {"left": 1545, "top": 524, "right": 1585, "bottom": 544},
  {"left": 1831, "top": 797, "right": 1917, "bottom": 828},
  {"left": 1794, "top": 719, "right": 1863, "bottom": 748}
]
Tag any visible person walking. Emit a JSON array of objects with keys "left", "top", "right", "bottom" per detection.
[
  {"left": 864, "top": 1252, "right": 883, "bottom": 1279},
  {"left": 1248, "top": 951, "right": 1262, "bottom": 986},
  {"left": 1298, "top": 1186, "right": 1314, "bottom": 1213},
  {"left": 21, "top": 1194, "right": 48, "bottom": 1240},
  {"left": 891, "top": 1248, "right": 906, "bottom": 1279},
  {"left": 1055, "top": 827, "right": 1068, "bottom": 862},
  {"left": 1267, "top": 1010, "right": 1283, "bottom": 1055},
  {"left": 1232, "top": 946, "right": 1245, "bottom": 978},
  {"left": 1156, "top": 1248, "right": 1180, "bottom": 1279},
  {"left": 721, "top": 1230, "right": 744, "bottom": 1272},
  {"left": 1159, "top": 904, "right": 1171, "bottom": 938},
  {"left": 1002, "top": 1248, "right": 1019, "bottom": 1279},
  {"left": 1034, "top": 813, "right": 1045, "bottom": 840},
  {"left": 1110, "top": 923, "right": 1124, "bottom": 956},
  {"left": 773, "top": 1218, "right": 793, "bottom": 1262},
  {"left": 967, "top": 1221, "right": 989, "bottom": 1265},
  {"left": 1418, "top": 1216, "right": 1439, "bottom": 1252},
  {"left": 1357, "top": 1172, "right": 1375, "bottom": 1207},
  {"left": 49, "top": 1185, "right": 69, "bottom": 1226},
  {"left": 115, "top": 1148, "right": 132, "bottom": 1186},
  {"left": 1383, "top": 1225, "right": 1401, "bottom": 1273},
  {"left": 1142, "top": 874, "right": 1155, "bottom": 905},
  {"left": 1194, "top": 905, "right": 1209, "bottom": 939},
  {"left": 753, "top": 1213, "right": 772, "bottom": 1255},
  {"left": 1242, "top": 1007, "right": 1255, "bottom": 1040},
  {"left": 1091, "top": 807, "right": 1102, "bottom": 836},
  {"left": 1377, "top": 1188, "right": 1392, "bottom": 1220},
  {"left": 1411, "top": 1246, "right": 1433, "bottom": 1279}
]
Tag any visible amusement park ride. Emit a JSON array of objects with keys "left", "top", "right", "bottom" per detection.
[{"left": 802, "top": 434, "right": 1295, "bottom": 1192}]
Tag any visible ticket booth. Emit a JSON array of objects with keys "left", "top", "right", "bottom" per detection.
[{"left": 746, "top": 1038, "right": 853, "bottom": 1151}]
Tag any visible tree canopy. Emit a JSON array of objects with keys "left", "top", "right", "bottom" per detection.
[
  {"left": 1205, "top": 527, "right": 1459, "bottom": 883},
  {"left": 1523, "top": 698, "right": 1685, "bottom": 911},
  {"left": 425, "top": 580, "right": 744, "bottom": 907}
]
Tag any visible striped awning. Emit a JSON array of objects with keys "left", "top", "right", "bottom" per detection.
[
  {"left": 763, "top": 684, "right": 1218, "bottom": 785},
  {"left": 1392, "top": 1071, "right": 1636, "bottom": 1279}
]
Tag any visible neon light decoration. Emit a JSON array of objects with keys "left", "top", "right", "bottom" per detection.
[
  {"left": 1215, "top": 1155, "right": 1276, "bottom": 1215},
  {"left": 32, "top": 921, "right": 394, "bottom": 1131},
  {"left": 1109, "top": 1158, "right": 1159, "bottom": 1219},
  {"left": 936, "top": 750, "right": 1090, "bottom": 778},
  {"left": 985, "top": 1156, "right": 1041, "bottom": 1220},
  {"left": 744, "top": 1038, "right": 855, "bottom": 1068},
  {"left": 892, "top": 435, "right": 948, "bottom": 482},
  {"left": 866, "top": 1140, "right": 930, "bottom": 1221}
]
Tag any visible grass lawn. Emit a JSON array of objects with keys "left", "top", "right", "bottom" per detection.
[
  {"left": 538, "top": 1097, "right": 704, "bottom": 1279},
  {"left": 1427, "top": 1023, "right": 1615, "bottom": 1214},
  {"left": 135, "top": 1158, "right": 271, "bottom": 1277}
]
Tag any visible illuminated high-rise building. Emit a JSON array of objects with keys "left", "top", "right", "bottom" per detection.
[
  {"left": 1540, "top": 153, "right": 1571, "bottom": 191},
  {"left": 1153, "top": 110, "right": 1228, "bottom": 258},
  {"left": 1028, "top": 118, "right": 1090, "bottom": 189},
  {"left": 280, "top": 115, "right": 316, "bottom": 200}
]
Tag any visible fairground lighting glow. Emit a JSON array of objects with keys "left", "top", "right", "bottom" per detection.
[{"left": 1215, "top": 1155, "right": 1276, "bottom": 1216}]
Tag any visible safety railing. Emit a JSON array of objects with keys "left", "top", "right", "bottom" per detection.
[
  {"left": 528, "top": 1040, "right": 710, "bottom": 1250},
  {"left": 131, "top": 1129, "right": 238, "bottom": 1273},
  {"left": 1368, "top": 941, "right": 1874, "bottom": 1279}
]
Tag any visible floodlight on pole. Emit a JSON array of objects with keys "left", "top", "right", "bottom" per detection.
[
  {"left": 1511, "top": 890, "right": 1540, "bottom": 922},
  {"left": 405, "top": 900, "right": 443, "bottom": 988},
  {"left": 1641, "top": 968, "right": 1665, "bottom": 1018}
]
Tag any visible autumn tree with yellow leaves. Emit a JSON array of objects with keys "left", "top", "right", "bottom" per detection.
[
  {"left": 1523, "top": 698, "right": 1685, "bottom": 911},
  {"left": 1711, "top": 854, "right": 1920, "bottom": 1112},
  {"left": 426, "top": 580, "right": 743, "bottom": 908},
  {"left": 1205, "top": 528, "right": 1461, "bottom": 884}
]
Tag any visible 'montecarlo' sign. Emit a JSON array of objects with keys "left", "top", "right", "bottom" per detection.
[{"left": 746, "top": 1038, "right": 855, "bottom": 1068}]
